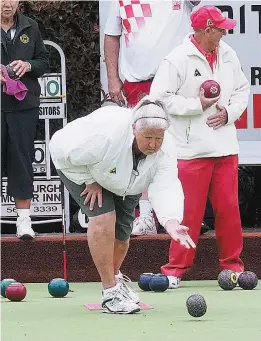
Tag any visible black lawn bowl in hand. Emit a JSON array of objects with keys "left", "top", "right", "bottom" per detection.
[
  {"left": 149, "top": 274, "right": 169, "bottom": 292},
  {"left": 138, "top": 273, "right": 155, "bottom": 291},
  {"left": 238, "top": 271, "right": 258, "bottom": 290},
  {"left": 218, "top": 270, "right": 238, "bottom": 290},
  {"left": 6, "top": 64, "right": 19, "bottom": 80},
  {"left": 186, "top": 294, "right": 207, "bottom": 318},
  {"left": 48, "top": 278, "right": 69, "bottom": 298}
]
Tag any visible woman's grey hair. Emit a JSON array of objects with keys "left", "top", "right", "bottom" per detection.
[{"left": 132, "top": 96, "right": 170, "bottom": 131}]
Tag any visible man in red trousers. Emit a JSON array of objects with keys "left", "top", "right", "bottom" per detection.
[{"left": 150, "top": 5, "right": 250, "bottom": 288}]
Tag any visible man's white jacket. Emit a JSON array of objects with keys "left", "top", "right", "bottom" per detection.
[
  {"left": 49, "top": 106, "right": 184, "bottom": 226},
  {"left": 150, "top": 34, "right": 250, "bottom": 159}
]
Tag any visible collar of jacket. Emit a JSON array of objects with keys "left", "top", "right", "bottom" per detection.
[
  {"left": 13, "top": 11, "right": 32, "bottom": 41},
  {"left": 182, "top": 33, "right": 231, "bottom": 61},
  {"left": 8, "top": 12, "right": 18, "bottom": 31},
  {"left": 1, "top": 11, "right": 32, "bottom": 54}
]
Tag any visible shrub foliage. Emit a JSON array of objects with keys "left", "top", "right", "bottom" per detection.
[{"left": 21, "top": 1, "right": 100, "bottom": 122}]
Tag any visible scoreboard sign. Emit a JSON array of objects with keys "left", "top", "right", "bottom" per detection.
[{"left": 39, "top": 73, "right": 66, "bottom": 119}]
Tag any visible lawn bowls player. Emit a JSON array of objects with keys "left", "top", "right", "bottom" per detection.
[{"left": 49, "top": 97, "right": 195, "bottom": 314}]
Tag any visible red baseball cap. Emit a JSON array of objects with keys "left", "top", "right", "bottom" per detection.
[{"left": 191, "top": 6, "right": 237, "bottom": 30}]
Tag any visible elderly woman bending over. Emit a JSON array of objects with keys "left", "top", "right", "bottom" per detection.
[{"left": 49, "top": 97, "right": 195, "bottom": 315}]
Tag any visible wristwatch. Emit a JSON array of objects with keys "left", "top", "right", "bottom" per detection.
[{"left": 27, "top": 62, "right": 32, "bottom": 72}]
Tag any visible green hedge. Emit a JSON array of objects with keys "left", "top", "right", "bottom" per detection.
[{"left": 21, "top": 1, "right": 100, "bottom": 122}]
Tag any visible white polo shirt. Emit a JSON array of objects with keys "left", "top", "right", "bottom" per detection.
[{"left": 105, "top": 0, "right": 195, "bottom": 82}]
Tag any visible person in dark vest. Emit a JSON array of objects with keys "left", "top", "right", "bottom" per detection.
[{"left": 1, "top": 0, "right": 49, "bottom": 239}]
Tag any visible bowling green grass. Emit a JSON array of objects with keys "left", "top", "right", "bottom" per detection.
[{"left": 2, "top": 280, "right": 261, "bottom": 341}]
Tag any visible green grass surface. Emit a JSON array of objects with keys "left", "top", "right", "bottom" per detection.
[{"left": 2, "top": 281, "right": 261, "bottom": 341}]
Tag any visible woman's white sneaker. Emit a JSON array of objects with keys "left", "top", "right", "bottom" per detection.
[
  {"left": 102, "top": 283, "right": 140, "bottom": 314},
  {"left": 115, "top": 271, "right": 140, "bottom": 303},
  {"left": 16, "top": 216, "right": 35, "bottom": 240}
]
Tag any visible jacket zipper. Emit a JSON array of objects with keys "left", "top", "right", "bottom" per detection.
[
  {"left": 186, "top": 120, "right": 192, "bottom": 144},
  {"left": 122, "top": 163, "right": 140, "bottom": 200}
]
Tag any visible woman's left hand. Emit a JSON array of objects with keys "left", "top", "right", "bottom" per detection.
[
  {"left": 10, "top": 60, "right": 31, "bottom": 78},
  {"left": 80, "top": 182, "right": 103, "bottom": 210}
]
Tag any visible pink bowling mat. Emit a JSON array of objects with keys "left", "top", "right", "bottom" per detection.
[{"left": 84, "top": 302, "right": 153, "bottom": 310}]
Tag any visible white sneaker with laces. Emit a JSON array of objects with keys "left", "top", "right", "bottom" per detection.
[
  {"left": 131, "top": 215, "right": 157, "bottom": 236},
  {"left": 115, "top": 271, "right": 140, "bottom": 303},
  {"left": 102, "top": 283, "right": 140, "bottom": 314},
  {"left": 167, "top": 276, "right": 181, "bottom": 289},
  {"left": 16, "top": 216, "right": 35, "bottom": 240}
]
